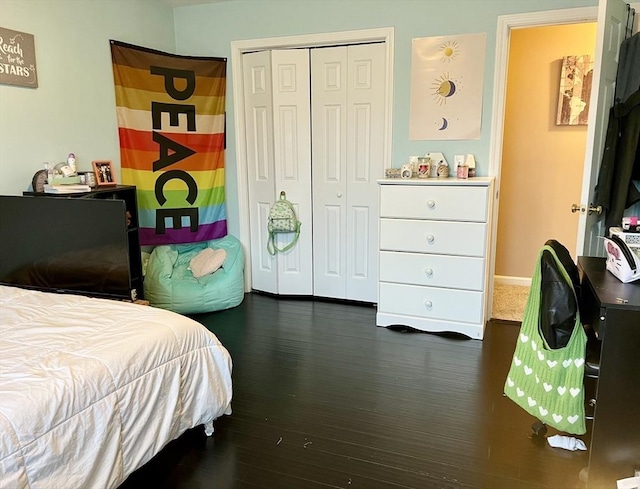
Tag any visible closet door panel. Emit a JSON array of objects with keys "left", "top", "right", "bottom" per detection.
[
  {"left": 321, "top": 204, "right": 344, "bottom": 283},
  {"left": 345, "top": 43, "right": 385, "bottom": 302},
  {"left": 271, "top": 49, "right": 313, "bottom": 295},
  {"left": 244, "top": 52, "right": 278, "bottom": 294},
  {"left": 312, "top": 47, "right": 348, "bottom": 299}
]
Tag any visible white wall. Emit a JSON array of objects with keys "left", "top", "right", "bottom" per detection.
[{"left": 0, "top": 0, "right": 175, "bottom": 195}]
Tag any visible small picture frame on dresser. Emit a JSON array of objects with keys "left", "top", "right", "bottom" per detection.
[{"left": 92, "top": 160, "right": 117, "bottom": 187}]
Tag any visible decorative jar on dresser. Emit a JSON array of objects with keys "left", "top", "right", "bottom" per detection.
[{"left": 376, "top": 177, "right": 494, "bottom": 339}]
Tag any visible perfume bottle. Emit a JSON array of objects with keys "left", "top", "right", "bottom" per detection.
[{"left": 44, "top": 162, "right": 54, "bottom": 184}]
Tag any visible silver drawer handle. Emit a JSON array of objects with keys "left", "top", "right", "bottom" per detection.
[
  {"left": 426, "top": 234, "right": 435, "bottom": 243},
  {"left": 427, "top": 200, "right": 435, "bottom": 209},
  {"left": 425, "top": 268, "right": 433, "bottom": 276},
  {"left": 424, "top": 300, "right": 433, "bottom": 308}
]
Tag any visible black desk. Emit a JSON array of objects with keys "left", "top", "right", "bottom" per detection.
[{"left": 578, "top": 256, "right": 640, "bottom": 489}]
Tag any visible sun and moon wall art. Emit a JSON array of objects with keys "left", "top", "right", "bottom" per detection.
[{"left": 409, "top": 33, "right": 486, "bottom": 140}]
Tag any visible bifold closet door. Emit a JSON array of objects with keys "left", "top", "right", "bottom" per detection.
[
  {"left": 243, "top": 50, "right": 313, "bottom": 295},
  {"left": 311, "top": 43, "right": 385, "bottom": 303}
]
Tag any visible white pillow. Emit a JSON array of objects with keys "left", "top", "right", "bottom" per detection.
[{"left": 189, "top": 248, "right": 227, "bottom": 278}]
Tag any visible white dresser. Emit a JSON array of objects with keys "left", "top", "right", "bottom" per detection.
[{"left": 376, "top": 177, "right": 494, "bottom": 339}]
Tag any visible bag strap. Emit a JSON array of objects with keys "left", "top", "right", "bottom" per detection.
[
  {"left": 267, "top": 221, "right": 301, "bottom": 255},
  {"left": 524, "top": 244, "right": 583, "bottom": 349}
]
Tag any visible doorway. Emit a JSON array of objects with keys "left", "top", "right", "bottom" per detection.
[
  {"left": 495, "top": 22, "right": 597, "bottom": 290},
  {"left": 487, "top": 6, "right": 599, "bottom": 321},
  {"left": 231, "top": 28, "right": 394, "bottom": 295},
  {"left": 241, "top": 44, "right": 385, "bottom": 302},
  {"left": 489, "top": 0, "right": 636, "bottom": 321}
]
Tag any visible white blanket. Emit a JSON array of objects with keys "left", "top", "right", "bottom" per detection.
[{"left": 0, "top": 286, "right": 232, "bottom": 489}]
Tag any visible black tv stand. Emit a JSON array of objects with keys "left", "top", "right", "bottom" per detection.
[{"left": 23, "top": 185, "right": 144, "bottom": 301}]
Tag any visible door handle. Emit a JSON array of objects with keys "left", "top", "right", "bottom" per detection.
[
  {"left": 571, "top": 204, "right": 602, "bottom": 215},
  {"left": 588, "top": 204, "right": 602, "bottom": 215}
]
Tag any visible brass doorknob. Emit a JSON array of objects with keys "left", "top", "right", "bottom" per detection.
[
  {"left": 588, "top": 204, "right": 602, "bottom": 215},
  {"left": 571, "top": 204, "right": 603, "bottom": 215}
]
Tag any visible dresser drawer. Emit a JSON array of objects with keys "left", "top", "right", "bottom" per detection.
[
  {"left": 379, "top": 251, "right": 485, "bottom": 290},
  {"left": 379, "top": 219, "right": 487, "bottom": 256},
  {"left": 379, "top": 282, "right": 483, "bottom": 323},
  {"left": 380, "top": 185, "right": 488, "bottom": 222}
]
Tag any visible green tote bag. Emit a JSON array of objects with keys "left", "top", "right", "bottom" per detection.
[{"left": 503, "top": 245, "right": 587, "bottom": 435}]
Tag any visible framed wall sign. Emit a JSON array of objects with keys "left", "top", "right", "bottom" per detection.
[{"left": 0, "top": 27, "right": 38, "bottom": 88}]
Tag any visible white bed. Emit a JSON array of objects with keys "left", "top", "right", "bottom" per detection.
[{"left": 0, "top": 285, "right": 232, "bottom": 489}]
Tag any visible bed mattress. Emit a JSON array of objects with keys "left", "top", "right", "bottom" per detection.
[{"left": 0, "top": 285, "right": 232, "bottom": 489}]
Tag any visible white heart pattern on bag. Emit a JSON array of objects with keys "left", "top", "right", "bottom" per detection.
[
  {"left": 552, "top": 413, "right": 563, "bottom": 423},
  {"left": 531, "top": 340, "right": 537, "bottom": 351},
  {"left": 535, "top": 375, "right": 540, "bottom": 384},
  {"left": 562, "top": 359, "right": 572, "bottom": 368},
  {"left": 570, "top": 387, "right": 581, "bottom": 397},
  {"left": 507, "top": 377, "right": 515, "bottom": 387},
  {"left": 524, "top": 366, "right": 533, "bottom": 375},
  {"left": 574, "top": 358, "right": 585, "bottom": 368},
  {"left": 520, "top": 333, "right": 529, "bottom": 343},
  {"left": 539, "top": 407, "right": 548, "bottom": 416},
  {"left": 537, "top": 351, "right": 545, "bottom": 361},
  {"left": 543, "top": 382, "right": 553, "bottom": 392},
  {"left": 547, "top": 360, "right": 557, "bottom": 368},
  {"left": 527, "top": 397, "right": 537, "bottom": 407},
  {"left": 514, "top": 356, "right": 522, "bottom": 366},
  {"left": 557, "top": 386, "right": 567, "bottom": 395},
  {"left": 568, "top": 415, "right": 579, "bottom": 424},
  {"left": 516, "top": 388, "right": 524, "bottom": 397}
]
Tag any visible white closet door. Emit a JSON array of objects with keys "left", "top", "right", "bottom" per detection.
[
  {"left": 244, "top": 50, "right": 312, "bottom": 295},
  {"left": 243, "top": 51, "right": 278, "bottom": 294},
  {"left": 271, "top": 49, "right": 313, "bottom": 295},
  {"left": 311, "top": 46, "right": 348, "bottom": 300},
  {"left": 345, "top": 43, "right": 385, "bottom": 302},
  {"left": 312, "top": 43, "right": 385, "bottom": 302}
]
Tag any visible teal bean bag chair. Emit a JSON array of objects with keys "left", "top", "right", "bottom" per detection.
[{"left": 144, "top": 235, "right": 244, "bottom": 314}]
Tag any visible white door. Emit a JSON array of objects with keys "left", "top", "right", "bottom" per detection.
[
  {"left": 311, "top": 43, "right": 385, "bottom": 302},
  {"left": 270, "top": 49, "right": 313, "bottom": 294},
  {"left": 243, "top": 50, "right": 313, "bottom": 295},
  {"left": 577, "top": 0, "right": 630, "bottom": 256},
  {"left": 244, "top": 44, "right": 385, "bottom": 301},
  {"left": 243, "top": 51, "right": 277, "bottom": 294}
]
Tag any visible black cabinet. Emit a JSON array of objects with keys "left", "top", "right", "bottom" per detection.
[
  {"left": 578, "top": 257, "right": 640, "bottom": 488},
  {"left": 23, "top": 185, "right": 144, "bottom": 300}
]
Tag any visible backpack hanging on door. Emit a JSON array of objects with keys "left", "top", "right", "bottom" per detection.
[{"left": 267, "top": 191, "right": 301, "bottom": 255}]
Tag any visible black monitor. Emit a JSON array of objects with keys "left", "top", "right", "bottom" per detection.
[{"left": 0, "top": 195, "right": 133, "bottom": 300}]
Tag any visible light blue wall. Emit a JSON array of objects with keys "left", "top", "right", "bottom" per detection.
[
  {"left": 0, "top": 0, "right": 175, "bottom": 195},
  {"left": 0, "top": 0, "right": 600, "bottom": 238},
  {"left": 173, "top": 0, "right": 597, "bottom": 236}
]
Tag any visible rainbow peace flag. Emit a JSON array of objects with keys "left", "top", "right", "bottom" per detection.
[{"left": 111, "top": 40, "right": 226, "bottom": 245}]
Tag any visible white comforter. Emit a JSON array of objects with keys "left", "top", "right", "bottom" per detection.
[{"left": 0, "top": 286, "right": 232, "bottom": 489}]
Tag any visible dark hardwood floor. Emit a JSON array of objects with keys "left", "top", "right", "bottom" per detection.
[{"left": 120, "top": 293, "right": 590, "bottom": 489}]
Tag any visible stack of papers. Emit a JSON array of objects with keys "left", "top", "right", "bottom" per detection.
[{"left": 43, "top": 184, "right": 92, "bottom": 194}]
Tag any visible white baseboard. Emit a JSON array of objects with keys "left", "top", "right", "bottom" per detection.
[{"left": 494, "top": 275, "right": 531, "bottom": 287}]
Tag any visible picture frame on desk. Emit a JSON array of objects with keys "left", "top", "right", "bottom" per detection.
[{"left": 92, "top": 160, "right": 117, "bottom": 187}]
